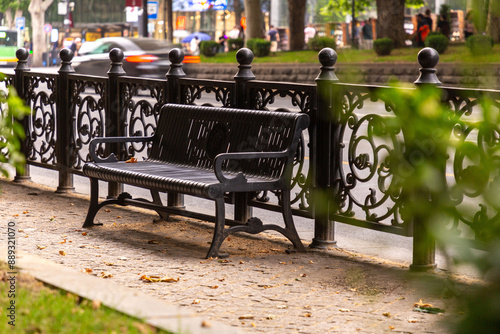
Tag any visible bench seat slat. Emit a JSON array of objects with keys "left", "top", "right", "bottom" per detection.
[{"left": 83, "top": 160, "right": 280, "bottom": 199}]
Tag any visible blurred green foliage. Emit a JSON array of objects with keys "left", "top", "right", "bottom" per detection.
[
  {"left": 375, "top": 83, "right": 500, "bottom": 333},
  {"left": 0, "top": 82, "right": 31, "bottom": 178}
]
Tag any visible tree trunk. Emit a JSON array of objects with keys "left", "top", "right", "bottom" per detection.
[
  {"left": 287, "top": 0, "right": 306, "bottom": 50},
  {"left": 4, "top": 9, "right": 14, "bottom": 30},
  {"left": 243, "top": 0, "right": 264, "bottom": 40},
  {"left": 234, "top": 0, "right": 243, "bottom": 28},
  {"left": 376, "top": 0, "right": 406, "bottom": 48},
  {"left": 28, "top": 0, "right": 54, "bottom": 67},
  {"left": 487, "top": 0, "right": 500, "bottom": 43}
]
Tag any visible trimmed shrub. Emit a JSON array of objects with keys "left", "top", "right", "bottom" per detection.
[
  {"left": 425, "top": 33, "right": 449, "bottom": 54},
  {"left": 307, "top": 36, "right": 336, "bottom": 51},
  {"left": 373, "top": 38, "right": 394, "bottom": 56},
  {"left": 246, "top": 38, "right": 271, "bottom": 57},
  {"left": 227, "top": 38, "right": 244, "bottom": 51},
  {"left": 199, "top": 41, "right": 219, "bottom": 57},
  {"left": 466, "top": 34, "right": 494, "bottom": 56}
]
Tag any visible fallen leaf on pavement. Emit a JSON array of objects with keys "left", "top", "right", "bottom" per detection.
[
  {"left": 100, "top": 272, "right": 113, "bottom": 278},
  {"left": 36, "top": 245, "right": 47, "bottom": 250},
  {"left": 83, "top": 268, "right": 93, "bottom": 274},
  {"left": 383, "top": 312, "right": 391, "bottom": 317},
  {"left": 238, "top": 315, "right": 254, "bottom": 320},
  {"left": 192, "top": 299, "right": 201, "bottom": 304},
  {"left": 59, "top": 251, "right": 66, "bottom": 256},
  {"left": 201, "top": 320, "right": 211, "bottom": 328},
  {"left": 414, "top": 299, "right": 433, "bottom": 308},
  {"left": 125, "top": 157, "right": 138, "bottom": 163},
  {"left": 140, "top": 275, "right": 179, "bottom": 283},
  {"left": 339, "top": 308, "right": 350, "bottom": 312}
]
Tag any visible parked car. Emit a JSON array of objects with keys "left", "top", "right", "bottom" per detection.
[{"left": 72, "top": 37, "right": 190, "bottom": 78}]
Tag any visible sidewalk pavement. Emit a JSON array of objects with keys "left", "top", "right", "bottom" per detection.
[{"left": 0, "top": 178, "right": 475, "bottom": 333}]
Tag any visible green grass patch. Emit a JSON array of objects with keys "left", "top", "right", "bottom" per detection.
[
  {"left": 199, "top": 44, "right": 500, "bottom": 65},
  {"left": 0, "top": 262, "right": 172, "bottom": 334}
]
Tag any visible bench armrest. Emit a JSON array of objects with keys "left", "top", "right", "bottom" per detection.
[
  {"left": 89, "top": 136, "right": 153, "bottom": 163},
  {"left": 213, "top": 150, "right": 291, "bottom": 184}
]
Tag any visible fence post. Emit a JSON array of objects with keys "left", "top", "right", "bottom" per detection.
[
  {"left": 233, "top": 48, "right": 256, "bottom": 223},
  {"left": 410, "top": 47, "right": 441, "bottom": 271},
  {"left": 13, "top": 48, "right": 31, "bottom": 183},
  {"left": 310, "top": 48, "right": 339, "bottom": 249},
  {"left": 106, "top": 48, "right": 127, "bottom": 198},
  {"left": 54, "top": 48, "right": 76, "bottom": 193},
  {"left": 165, "top": 48, "right": 186, "bottom": 207}
]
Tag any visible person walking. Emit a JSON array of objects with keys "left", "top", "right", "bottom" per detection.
[
  {"left": 304, "top": 23, "right": 316, "bottom": 45},
  {"left": 267, "top": 25, "right": 280, "bottom": 55},
  {"left": 361, "top": 18, "right": 373, "bottom": 49},
  {"left": 190, "top": 36, "right": 200, "bottom": 56}
]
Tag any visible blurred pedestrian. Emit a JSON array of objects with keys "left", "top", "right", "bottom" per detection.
[
  {"left": 304, "top": 23, "right": 316, "bottom": 45},
  {"left": 424, "top": 9, "right": 433, "bottom": 31},
  {"left": 229, "top": 26, "right": 240, "bottom": 39},
  {"left": 190, "top": 36, "right": 200, "bottom": 56},
  {"left": 218, "top": 31, "right": 227, "bottom": 53},
  {"left": 267, "top": 25, "right": 280, "bottom": 55},
  {"left": 361, "top": 18, "right": 373, "bottom": 49}
]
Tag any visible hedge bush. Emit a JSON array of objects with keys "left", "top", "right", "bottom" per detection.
[
  {"left": 373, "top": 38, "right": 394, "bottom": 56},
  {"left": 199, "top": 41, "right": 219, "bottom": 57},
  {"left": 246, "top": 38, "right": 271, "bottom": 57},
  {"left": 307, "top": 36, "right": 336, "bottom": 51},
  {"left": 425, "top": 33, "right": 449, "bottom": 54},
  {"left": 466, "top": 34, "right": 494, "bottom": 56},
  {"left": 227, "top": 38, "right": 244, "bottom": 51}
]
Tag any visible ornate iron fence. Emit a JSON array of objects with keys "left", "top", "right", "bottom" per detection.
[{"left": 4, "top": 45, "right": 499, "bottom": 270}]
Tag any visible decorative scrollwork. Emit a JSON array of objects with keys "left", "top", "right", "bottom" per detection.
[
  {"left": 334, "top": 88, "right": 404, "bottom": 228},
  {"left": 249, "top": 85, "right": 314, "bottom": 212},
  {"left": 445, "top": 92, "right": 500, "bottom": 243},
  {"left": 71, "top": 78, "right": 106, "bottom": 169},
  {"left": 120, "top": 79, "right": 166, "bottom": 159},
  {"left": 182, "top": 82, "right": 233, "bottom": 107},
  {"left": 25, "top": 74, "right": 57, "bottom": 165}
]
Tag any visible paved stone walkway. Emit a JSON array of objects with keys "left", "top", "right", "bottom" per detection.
[{"left": 0, "top": 179, "right": 473, "bottom": 333}]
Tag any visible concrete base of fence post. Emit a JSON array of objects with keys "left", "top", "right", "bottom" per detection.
[
  {"left": 410, "top": 220, "right": 437, "bottom": 272},
  {"left": 56, "top": 172, "right": 75, "bottom": 193},
  {"left": 167, "top": 193, "right": 184, "bottom": 208},
  {"left": 234, "top": 192, "right": 252, "bottom": 223},
  {"left": 309, "top": 217, "right": 337, "bottom": 249},
  {"left": 107, "top": 182, "right": 123, "bottom": 199},
  {"left": 13, "top": 165, "right": 31, "bottom": 183},
  {"left": 309, "top": 238, "right": 337, "bottom": 249}
]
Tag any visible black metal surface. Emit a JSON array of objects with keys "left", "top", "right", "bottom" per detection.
[
  {"left": 82, "top": 104, "right": 309, "bottom": 258},
  {"left": 8, "top": 45, "right": 500, "bottom": 267}
]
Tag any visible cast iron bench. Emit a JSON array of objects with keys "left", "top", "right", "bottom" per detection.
[{"left": 82, "top": 103, "right": 309, "bottom": 258}]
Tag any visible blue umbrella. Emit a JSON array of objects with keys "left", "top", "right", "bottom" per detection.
[{"left": 182, "top": 32, "right": 211, "bottom": 43}]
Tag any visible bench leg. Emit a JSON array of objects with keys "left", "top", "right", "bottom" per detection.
[
  {"left": 281, "top": 189, "right": 306, "bottom": 252},
  {"left": 206, "top": 198, "right": 227, "bottom": 259},
  {"left": 150, "top": 190, "right": 170, "bottom": 221},
  {"left": 83, "top": 178, "right": 102, "bottom": 228}
]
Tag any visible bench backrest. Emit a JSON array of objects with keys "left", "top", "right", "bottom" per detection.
[{"left": 149, "top": 104, "right": 309, "bottom": 180}]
